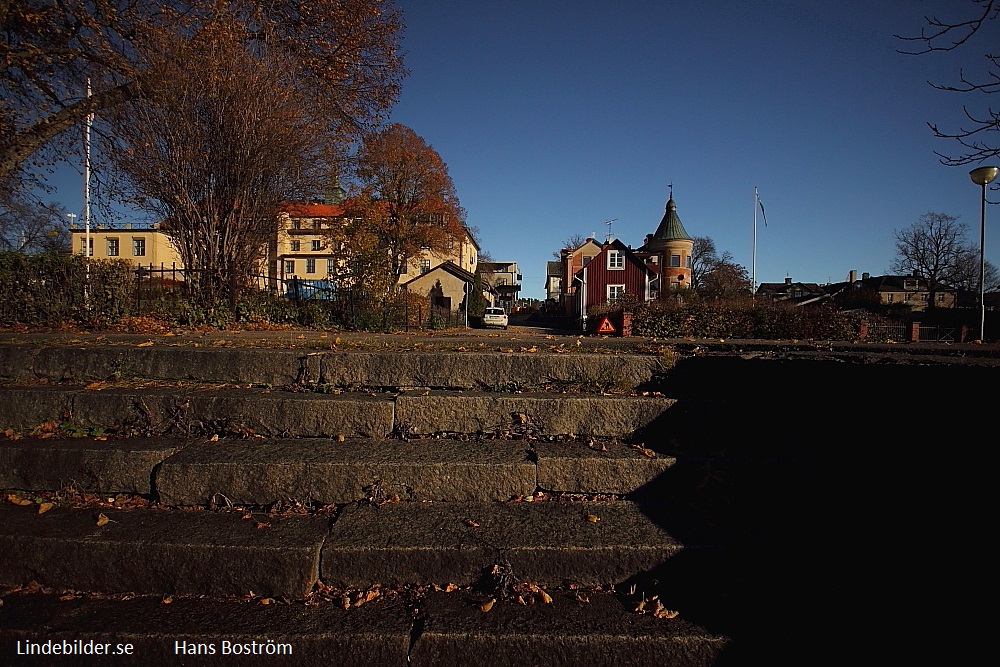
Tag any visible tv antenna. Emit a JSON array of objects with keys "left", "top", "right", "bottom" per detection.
[{"left": 604, "top": 218, "right": 618, "bottom": 242}]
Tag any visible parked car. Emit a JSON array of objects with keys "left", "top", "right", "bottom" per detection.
[{"left": 483, "top": 306, "right": 508, "bottom": 329}]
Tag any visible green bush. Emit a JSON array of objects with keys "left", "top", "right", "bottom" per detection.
[{"left": 0, "top": 252, "right": 134, "bottom": 326}]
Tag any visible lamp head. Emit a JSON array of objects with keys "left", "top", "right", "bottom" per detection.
[{"left": 969, "top": 165, "right": 1000, "bottom": 186}]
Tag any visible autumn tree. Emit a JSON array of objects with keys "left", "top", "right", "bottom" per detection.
[
  {"left": 897, "top": 1, "right": 1000, "bottom": 164},
  {"left": 0, "top": 0, "right": 404, "bottom": 200},
  {"left": 891, "top": 211, "right": 999, "bottom": 301},
  {"left": 101, "top": 19, "right": 334, "bottom": 303},
  {"left": 333, "top": 123, "right": 466, "bottom": 293}
]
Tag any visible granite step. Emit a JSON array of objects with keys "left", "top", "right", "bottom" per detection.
[
  {"left": 0, "top": 344, "right": 665, "bottom": 391},
  {"left": 0, "top": 386, "right": 675, "bottom": 439},
  {"left": 0, "top": 501, "right": 685, "bottom": 597},
  {"left": 0, "top": 437, "right": 675, "bottom": 504},
  {"left": 0, "top": 590, "right": 729, "bottom": 667}
]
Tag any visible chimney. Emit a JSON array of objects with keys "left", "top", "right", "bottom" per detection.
[
  {"left": 849, "top": 270, "right": 857, "bottom": 283},
  {"left": 784, "top": 277, "right": 792, "bottom": 285},
  {"left": 862, "top": 272, "right": 870, "bottom": 280}
]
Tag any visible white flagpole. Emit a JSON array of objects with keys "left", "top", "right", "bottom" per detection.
[
  {"left": 752, "top": 187, "right": 758, "bottom": 301},
  {"left": 84, "top": 78, "right": 93, "bottom": 305}
]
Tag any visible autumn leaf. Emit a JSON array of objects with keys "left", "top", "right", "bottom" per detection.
[
  {"left": 136, "top": 341, "right": 154, "bottom": 347},
  {"left": 479, "top": 598, "right": 495, "bottom": 612},
  {"left": 259, "top": 598, "right": 274, "bottom": 605},
  {"left": 586, "top": 514, "right": 600, "bottom": 523},
  {"left": 37, "top": 502, "right": 54, "bottom": 515},
  {"left": 463, "top": 519, "right": 480, "bottom": 528},
  {"left": 161, "top": 596, "right": 173, "bottom": 604},
  {"left": 254, "top": 521, "right": 270, "bottom": 529},
  {"left": 538, "top": 590, "right": 553, "bottom": 604},
  {"left": 84, "top": 381, "right": 105, "bottom": 390},
  {"left": 96, "top": 513, "right": 109, "bottom": 526},
  {"left": 210, "top": 434, "right": 220, "bottom": 442},
  {"left": 444, "top": 583, "right": 458, "bottom": 593},
  {"left": 7, "top": 494, "right": 32, "bottom": 506}
]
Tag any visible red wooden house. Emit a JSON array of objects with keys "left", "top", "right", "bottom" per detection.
[{"left": 570, "top": 239, "right": 655, "bottom": 316}]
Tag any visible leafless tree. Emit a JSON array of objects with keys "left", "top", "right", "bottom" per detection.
[
  {"left": 0, "top": 197, "right": 70, "bottom": 252},
  {"left": 891, "top": 211, "right": 998, "bottom": 300},
  {"left": 551, "top": 234, "right": 589, "bottom": 259},
  {"left": 897, "top": 0, "right": 1000, "bottom": 165}
]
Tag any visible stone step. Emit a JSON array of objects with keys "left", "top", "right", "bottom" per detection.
[
  {"left": 0, "top": 387, "right": 675, "bottom": 438},
  {"left": 0, "top": 344, "right": 664, "bottom": 390},
  {"left": 0, "top": 437, "right": 675, "bottom": 504},
  {"left": 0, "top": 590, "right": 729, "bottom": 667},
  {"left": 0, "top": 501, "right": 684, "bottom": 597}
]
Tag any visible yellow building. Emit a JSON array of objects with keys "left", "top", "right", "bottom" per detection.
[{"left": 69, "top": 222, "right": 183, "bottom": 268}]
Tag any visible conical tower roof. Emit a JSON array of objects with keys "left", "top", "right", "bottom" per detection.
[{"left": 651, "top": 197, "right": 691, "bottom": 242}]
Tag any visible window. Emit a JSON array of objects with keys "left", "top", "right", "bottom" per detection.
[
  {"left": 107, "top": 238, "right": 119, "bottom": 256},
  {"left": 306, "top": 258, "right": 316, "bottom": 274},
  {"left": 685, "top": 255, "right": 692, "bottom": 268},
  {"left": 887, "top": 293, "right": 894, "bottom": 303},
  {"left": 607, "top": 250, "right": 624, "bottom": 270},
  {"left": 904, "top": 279, "right": 919, "bottom": 290},
  {"left": 937, "top": 293, "right": 945, "bottom": 303},
  {"left": 312, "top": 220, "right": 321, "bottom": 230},
  {"left": 920, "top": 293, "right": 929, "bottom": 302},
  {"left": 582, "top": 256, "right": 591, "bottom": 266},
  {"left": 327, "top": 259, "right": 336, "bottom": 276},
  {"left": 670, "top": 254, "right": 681, "bottom": 268},
  {"left": 292, "top": 219, "right": 301, "bottom": 229},
  {"left": 419, "top": 259, "right": 431, "bottom": 274},
  {"left": 81, "top": 238, "right": 93, "bottom": 256},
  {"left": 289, "top": 240, "right": 300, "bottom": 252},
  {"left": 311, "top": 240, "right": 321, "bottom": 251},
  {"left": 607, "top": 285, "right": 625, "bottom": 301},
  {"left": 284, "top": 260, "right": 295, "bottom": 275},
  {"left": 132, "top": 238, "right": 146, "bottom": 257}
]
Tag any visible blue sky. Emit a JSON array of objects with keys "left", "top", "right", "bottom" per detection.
[
  {"left": 384, "top": 0, "right": 1000, "bottom": 299},
  {"left": 48, "top": 1, "right": 1000, "bottom": 301}
]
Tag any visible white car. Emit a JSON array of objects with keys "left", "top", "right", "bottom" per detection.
[{"left": 482, "top": 307, "right": 508, "bottom": 329}]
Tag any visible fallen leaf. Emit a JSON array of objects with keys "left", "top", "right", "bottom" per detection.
[
  {"left": 538, "top": 590, "right": 553, "bottom": 604},
  {"left": 58, "top": 593, "right": 76, "bottom": 601},
  {"left": 96, "top": 513, "right": 109, "bottom": 526},
  {"left": 586, "top": 514, "right": 601, "bottom": 523},
  {"left": 137, "top": 341, "right": 154, "bottom": 347},
  {"left": 259, "top": 598, "right": 273, "bottom": 605},
  {"left": 37, "top": 502, "right": 54, "bottom": 515},
  {"left": 335, "top": 434, "right": 345, "bottom": 442},
  {"left": 84, "top": 381, "right": 105, "bottom": 390},
  {"left": 210, "top": 434, "right": 220, "bottom": 442},
  {"left": 255, "top": 521, "right": 270, "bottom": 529},
  {"left": 479, "top": 598, "right": 495, "bottom": 612},
  {"left": 161, "top": 596, "right": 173, "bottom": 604},
  {"left": 463, "top": 519, "right": 480, "bottom": 528},
  {"left": 444, "top": 583, "right": 458, "bottom": 593},
  {"left": 7, "top": 494, "right": 32, "bottom": 506},
  {"left": 574, "top": 593, "right": 590, "bottom": 604}
]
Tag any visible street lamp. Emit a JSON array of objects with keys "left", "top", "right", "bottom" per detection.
[{"left": 969, "top": 165, "right": 999, "bottom": 341}]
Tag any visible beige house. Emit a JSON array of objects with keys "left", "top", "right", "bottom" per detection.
[{"left": 69, "top": 223, "right": 183, "bottom": 268}]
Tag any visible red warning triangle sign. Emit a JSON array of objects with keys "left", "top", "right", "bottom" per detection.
[{"left": 596, "top": 316, "right": 616, "bottom": 334}]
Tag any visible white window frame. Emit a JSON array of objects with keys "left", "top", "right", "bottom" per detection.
[
  {"left": 132, "top": 237, "right": 146, "bottom": 257},
  {"left": 107, "top": 238, "right": 119, "bottom": 256},
  {"left": 607, "top": 284, "right": 626, "bottom": 301},
  {"left": 607, "top": 250, "right": 624, "bottom": 270}
]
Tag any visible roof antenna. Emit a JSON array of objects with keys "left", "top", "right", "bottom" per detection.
[
  {"left": 604, "top": 218, "right": 617, "bottom": 243},
  {"left": 668, "top": 181, "right": 673, "bottom": 200}
]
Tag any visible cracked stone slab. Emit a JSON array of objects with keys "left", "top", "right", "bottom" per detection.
[
  {"left": 0, "top": 505, "right": 328, "bottom": 598},
  {"left": 0, "top": 386, "right": 395, "bottom": 438},
  {"left": 0, "top": 592, "right": 411, "bottom": 667},
  {"left": 318, "top": 351, "right": 663, "bottom": 389},
  {"left": 157, "top": 438, "right": 536, "bottom": 506},
  {"left": 322, "top": 501, "right": 682, "bottom": 588},
  {"left": 395, "top": 391, "right": 676, "bottom": 437},
  {"left": 410, "top": 590, "right": 728, "bottom": 667},
  {"left": 534, "top": 442, "right": 676, "bottom": 494},
  {"left": 0, "top": 437, "right": 186, "bottom": 495},
  {"left": 29, "top": 346, "right": 320, "bottom": 386}
]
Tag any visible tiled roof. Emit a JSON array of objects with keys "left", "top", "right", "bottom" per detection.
[
  {"left": 651, "top": 198, "right": 691, "bottom": 242},
  {"left": 281, "top": 202, "right": 344, "bottom": 218}
]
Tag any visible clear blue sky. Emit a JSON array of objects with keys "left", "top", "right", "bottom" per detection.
[
  {"left": 48, "top": 1, "right": 1000, "bottom": 301},
  {"left": 385, "top": 0, "right": 1000, "bottom": 300}
]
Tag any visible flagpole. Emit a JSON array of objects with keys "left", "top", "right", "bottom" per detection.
[
  {"left": 752, "top": 187, "right": 758, "bottom": 301},
  {"left": 84, "top": 78, "right": 92, "bottom": 306}
]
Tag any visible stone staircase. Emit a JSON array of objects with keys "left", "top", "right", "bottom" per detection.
[{"left": 0, "top": 340, "right": 730, "bottom": 666}]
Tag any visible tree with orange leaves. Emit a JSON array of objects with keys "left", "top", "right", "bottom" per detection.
[
  {"left": 331, "top": 123, "right": 467, "bottom": 293},
  {"left": 0, "top": 0, "right": 404, "bottom": 202}
]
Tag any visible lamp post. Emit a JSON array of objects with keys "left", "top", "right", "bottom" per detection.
[{"left": 969, "top": 165, "right": 999, "bottom": 341}]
